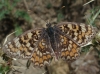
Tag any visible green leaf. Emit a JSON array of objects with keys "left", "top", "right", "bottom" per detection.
[
  {"left": 57, "top": 11, "right": 64, "bottom": 22},
  {"left": 26, "top": 60, "right": 31, "bottom": 69},
  {"left": 0, "top": 4, "right": 4, "bottom": 9},
  {"left": 14, "top": 24, "right": 23, "bottom": 36},
  {"left": 0, "top": 65, "right": 10, "bottom": 74},
  {"left": 81, "top": 45, "right": 91, "bottom": 53},
  {"left": 3, "top": 66, "right": 10, "bottom": 72},
  {"left": 87, "top": 6, "right": 100, "bottom": 26},
  {"left": 46, "top": 2, "right": 52, "bottom": 9},
  {"left": 0, "top": 10, "right": 10, "bottom": 20},
  {"left": 13, "top": 0, "right": 20, "bottom": 7},
  {"left": 15, "top": 10, "right": 31, "bottom": 22}
]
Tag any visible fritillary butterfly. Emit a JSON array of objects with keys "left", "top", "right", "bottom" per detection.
[{"left": 2, "top": 22, "right": 97, "bottom": 67}]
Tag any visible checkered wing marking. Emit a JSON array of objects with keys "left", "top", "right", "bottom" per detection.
[
  {"left": 55, "top": 22, "right": 97, "bottom": 46},
  {"left": 3, "top": 29, "right": 43, "bottom": 59},
  {"left": 55, "top": 32, "right": 80, "bottom": 60},
  {"left": 30, "top": 32, "right": 53, "bottom": 67}
]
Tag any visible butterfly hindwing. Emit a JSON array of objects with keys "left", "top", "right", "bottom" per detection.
[
  {"left": 54, "top": 31, "right": 80, "bottom": 60},
  {"left": 30, "top": 32, "right": 53, "bottom": 67}
]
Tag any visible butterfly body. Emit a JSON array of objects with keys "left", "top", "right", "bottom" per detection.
[
  {"left": 46, "top": 24, "right": 57, "bottom": 52},
  {"left": 3, "top": 22, "right": 97, "bottom": 67}
]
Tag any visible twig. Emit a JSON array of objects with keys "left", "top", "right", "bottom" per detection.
[
  {"left": 83, "top": 0, "right": 94, "bottom": 6},
  {"left": 3, "top": 31, "right": 17, "bottom": 46},
  {"left": 23, "top": 0, "right": 30, "bottom": 12}
]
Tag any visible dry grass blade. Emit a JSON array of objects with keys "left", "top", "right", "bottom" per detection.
[
  {"left": 3, "top": 31, "right": 17, "bottom": 46},
  {"left": 83, "top": 0, "right": 94, "bottom": 6}
]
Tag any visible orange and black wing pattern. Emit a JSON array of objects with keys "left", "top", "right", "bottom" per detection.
[
  {"left": 30, "top": 33, "right": 53, "bottom": 67},
  {"left": 54, "top": 22, "right": 97, "bottom": 60},
  {"left": 3, "top": 29, "right": 53, "bottom": 67},
  {"left": 54, "top": 32, "right": 80, "bottom": 60},
  {"left": 55, "top": 22, "right": 97, "bottom": 46},
  {"left": 3, "top": 29, "right": 44, "bottom": 59},
  {"left": 2, "top": 22, "right": 97, "bottom": 67}
]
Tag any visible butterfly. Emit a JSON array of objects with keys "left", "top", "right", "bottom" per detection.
[{"left": 2, "top": 22, "right": 97, "bottom": 67}]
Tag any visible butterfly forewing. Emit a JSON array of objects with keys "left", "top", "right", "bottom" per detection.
[
  {"left": 3, "top": 29, "right": 44, "bottom": 59},
  {"left": 55, "top": 22, "right": 97, "bottom": 46}
]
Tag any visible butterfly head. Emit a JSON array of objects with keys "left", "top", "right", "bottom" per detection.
[
  {"left": 46, "top": 22, "right": 52, "bottom": 28},
  {"left": 46, "top": 22, "right": 54, "bottom": 37}
]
